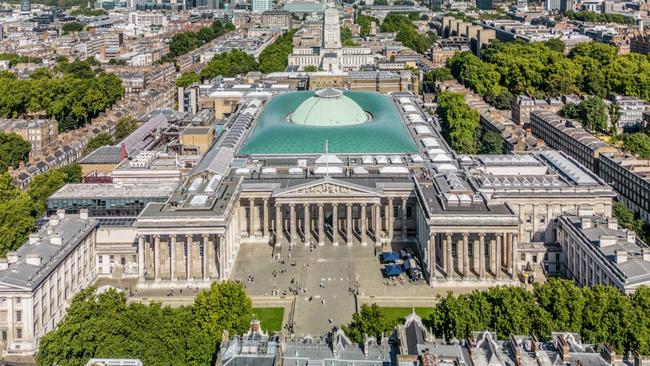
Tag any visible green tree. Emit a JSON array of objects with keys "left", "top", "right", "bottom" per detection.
[
  {"left": 84, "top": 132, "right": 113, "bottom": 155},
  {"left": 303, "top": 65, "right": 319, "bottom": 72},
  {"left": 62, "top": 21, "right": 85, "bottom": 34},
  {"left": 176, "top": 71, "right": 200, "bottom": 87},
  {"left": 355, "top": 14, "right": 379, "bottom": 36},
  {"left": 0, "top": 173, "right": 35, "bottom": 256},
  {"left": 193, "top": 281, "right": 253, "bottom": 341},
  {"left": 545, "top": 38, "right": 565, "bottom": 54},
  {"left": 533, "top": 278, "right": 585, "bottom": 333},
  {"left": 258, "top": 30, "right": 296, "bottom": 74},
  {"left": 342, "top": 304, "right": 393, "bottom": 342},
  {"left": 621, "top": 133, "right": 650, "bottom": 159},
  {"left": 423, "top": 67, "right": 452, "bottom": 93},
  {"left": 437, "top": 91, "right": 480, "bottom": 154},
  {"left": 114, "top": 116, "right": 138, "bottom": 141},
  {"left": 20, "top": 163, "right": 81, "bottom": 219},
  {"left": 0, "top": 132, "right": 30, "bottom": 171},
  {"left": 200, "top": 50, "right": 258, "bottom": 80},
  {"left": 36, "top": 287, "right": 215, "bottom": 366},
  {"left": 108, "top": 59, "right": 127, "bottom": 66},
  {"left": 479, "top": 131, "right": 505, "bottom": 154},
  {"left": 578, "top": 96, "right": 609, "bottom": 132}
]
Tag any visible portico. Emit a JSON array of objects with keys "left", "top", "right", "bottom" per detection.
[{"left": 240, "top": 178, "right": 412, "bottom": 247}]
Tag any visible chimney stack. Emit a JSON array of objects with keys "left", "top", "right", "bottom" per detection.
[
  {"left": 7, "top": 252, "right": 18, "bottom": 264},
  {"left": 29, "top": 234, "right": 39, "bottom": 245},
  {"left": 49, "top": 215, "right": 59, "bottom": 227},
  {"left": 0, "top": 259, "right": 7, "bottom": 270},
  {"left": 56, "top": 209, "right": 65, "bottom": 220},
  {"left": 26, "top": 254, "right": 42, "bottom": 266},
  {"left": 50, "top": 235, "right": 62, "bottom": 246},
  {"left": 642, "top": 248, "right": 650, "bottom": 262},
  {"left": 80, "top": 208, "right": 89, "bottom": 220},
  {"left": 615, "top": 250, "right": 627, "bottom": 264},
  {"left": 120, "top": 143, "right": 127, "bottom": 161}
]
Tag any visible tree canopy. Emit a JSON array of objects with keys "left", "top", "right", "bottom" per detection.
[
  {"left": 344, "top": 279, "right": 650, "bottom": 354},
  {"left": 381, "top": 13, "right": 436, "bottom": 54},
  {"left": 0, "top": 53, "right": 42, "bottom": 67},
  {"left": 168, "top": 20, "right": 234, "bottom": 58},
  {"left": 114, "top": 116, "right": 138, "bottom": 141},
  {"left": 0, "top": 58, "right": 124, "bottom": 132},
  {"left": 564, "top": 10, "right": 636, "bottom": 25},
  {"left": 0, "top": 132, "right": 30, "bottom": 171},
  {"left": 558, "top": 96, "right": 609, "bottom": 132},
  {"left": 200, "top": 50, "right": 258, "bottom": 80},
  {"left": 436, "top": 91, "right": 480, "bottom": 154},
  {"left": 84, "top": 132, "right": 113, "bottom": 155},
  {"left": 0, "top": 163, "right": 81, "bottom": 256},
  {"left": 176, "top": 71, "right": 200, "bottom": 87},
  {"left": 446, "top": 40, "right": 650, "bottom": 109},
  {"left": 62, "top": 22, "right": 85, "bottom": 34},
  {"left": 621, "top": 133, "right": 650, "bottom": 159},
  {"left": 36, "top": 282, "right": 253, "bottom": 366},
  {"left": 258, "top": 30, "right": 297, "bottom": 74}
]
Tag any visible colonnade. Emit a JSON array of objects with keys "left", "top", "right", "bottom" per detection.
[
  {"left": 430, "top": 232, "right": 519, "bottom": 280},
  {"left": 137, "top": 233, "right": 226, "bottom": 282},
  {"left": 244, "top": 197, "right": 412, "bottom": 246}
]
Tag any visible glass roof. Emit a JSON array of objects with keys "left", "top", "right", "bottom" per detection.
[{"left": 239, "top": 91, "right": 418, "bottom": 155}]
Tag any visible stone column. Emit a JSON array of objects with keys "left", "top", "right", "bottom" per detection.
[
  {"left": 473, "top": 239, "right": 479, "bottom": 278},
  {"left": 496, "top": 233, "right": 502, "bottom": 280},
  {"left": 154, "top": 235, "right": 161, "bottom": 282},
  {"left": 249, "top": 198, "right": 255, "bottom": 238},
  {"left": 430, "top": 232, "right": 437, "bottom": 279},
  {"left": 275, "top": 203, "right": 282, "bottom": 246},
  {"left": 303, "top": 204, "right": 311, "bottom": 245},
  {"left": 360, "top": 204, "right": 367, "bottom": 246},
  {"left": 374, "top": 203, "right": 382, "bottom": 246},
  {"left": 186, "top": 235, "right": 193, "bottom": 280},
  {"left": 504, "top": 231, "right": 510, "bottom": 269},
  {"left": 446, "top": 234, "right": 453, "bottom": 278},
  {"left": 462, "top": 233, "right": 469, "bottom": 278},
  {"left": 346, "top": 203, "right": 353, "bottom": 246},
  {"left": 138, "top": 235, "right": 145, "bottom": 282},
  {"left": 384, "top": 203, "right": 390, "bottom": 240},
  {"left": 318, "top": 203, "right": 324, "bottom": 246},
  {"left": 478, "top": 233, "right": 485, "bottom": 280},
  {"left": 262, "top": 198, "right": 269, "bottom": 239},
  {"left": 401, "top": 198, "right": 408, "bottom": 240},
  {"left": 511, "top": 234, "right": 518, "bottom": 279},
  {"left": 289, "top": 204, "right": 297, "bottom": 244},
  {"left": 170, "top": 234, "right": 177, "bottom": 281},
  {"left": 202, "top": 235, "right": 209, "bottom": 281},
  {"left": 489, "top": 238, "right": 496, "bottom": 276},
  {"left": 332, "top": 204, "right": 339, "bottom": 246},
  {"left": 388, "top": 198, "right": 394, "bottom": 242}
]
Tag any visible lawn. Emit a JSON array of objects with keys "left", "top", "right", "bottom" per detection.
[
  {"left": 252, "top": 307, "right": 284, "bottom": 332},
  {"left": 380, "top": 307, "right": 436, "bottom": 326}
]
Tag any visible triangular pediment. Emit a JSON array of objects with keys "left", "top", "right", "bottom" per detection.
[{"left": 274, "top": 178, "right": 381, "bottom": 197}]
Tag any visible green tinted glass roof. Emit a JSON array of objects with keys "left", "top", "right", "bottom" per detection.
[{"left": 239, "top": 91, "right": 418, "bottom": 155}]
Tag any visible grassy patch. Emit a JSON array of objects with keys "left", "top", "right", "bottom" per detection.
[
  {"left": 252, "top": 307, "right": 284, "bottom": 332},
  {"left": 380, "top": 307, "right": 436, "bottom": 326}
]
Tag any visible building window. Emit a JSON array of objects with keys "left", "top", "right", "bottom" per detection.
[
  {"left": 16, "top": 310, "right": 21, "bottom": 322},
  {"left": 16, "top": 328, "right": 22, "bottom": 340},
  {"left": 98, "top": 255, "right": 103, "bottom": 264},
  {"left": 520, "top": 253, "right": 525, "bottom": 261}
]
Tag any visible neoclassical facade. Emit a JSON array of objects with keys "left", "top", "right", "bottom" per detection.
[{"left": 134, "top": 90, "right": 615, "bottom": 288}]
